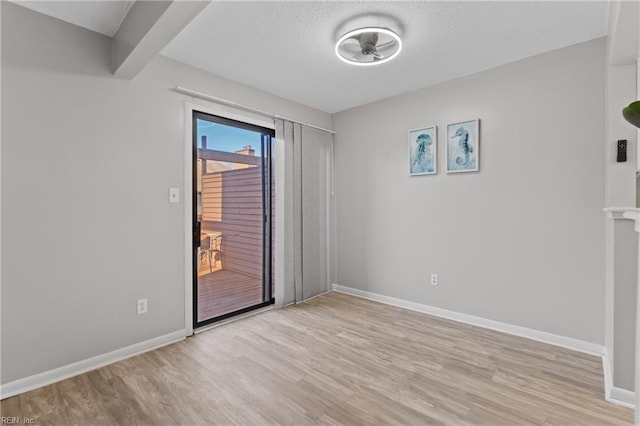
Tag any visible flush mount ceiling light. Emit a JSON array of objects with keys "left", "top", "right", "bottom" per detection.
[{"left": 335, "top": 27, "right": 402, "bottom": 66}]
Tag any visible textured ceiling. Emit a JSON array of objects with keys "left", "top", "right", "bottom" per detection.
[
  {"left": 11, "top": 1, "right": 609, "bottom": 113},
  {"left": 162, "top": 1, "right": 609, "bottom": 113},
  {"left": 12, "top": 1, "right": 134, "bottom": 36}
]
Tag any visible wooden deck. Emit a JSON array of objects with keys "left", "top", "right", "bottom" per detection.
[
  {"left": 201, "top": 167, "right": 274, "bottom": 281},
  {"left": 197, "top": 263, "right": 263, "bottom": 322},
  {"left": 197, "top": 165, "right": 274, "bottom": 323}
]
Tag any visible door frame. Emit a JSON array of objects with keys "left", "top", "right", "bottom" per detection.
[{"left": 183, "top": 101, "right": 277, "bottom": 335}]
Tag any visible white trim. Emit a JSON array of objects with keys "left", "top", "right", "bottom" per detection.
[
  {"left": 603, "top": 206, "right": 640, "bottom": 421},
  {"left": 603, "top": 347, "right": 613, "bottom": 400},
  {"left": 608, "top": 387, "right": 636, "bottom": 409},
  {"left": 604, "top": 215, "right": 615, "bottom": 400},
  {"left": 602, "top": 349, "right": 637, "bottom": 410},
  {"left": 194, "top": 305, "right": 275, "bottom": 334},
  {"left": 332, "top": 284, "right": 604, "bottom": 356},
  {"left": 184, "top": 103, "right": 194, "bottom": 336},
  {"left": 296, "top": 290, "right": 331, "bottom": 304},
  {"left": 185, "top": 100, "right": 275, "bottom": 132},
  {"left": 0, "top": 330, "right": 185, "bottom": 400},
  {"left": 183, "top": 101, "right": 281, "bottom": 331},
  {"left": 173, "top": 87, "right": 333, "bottom": 134}
]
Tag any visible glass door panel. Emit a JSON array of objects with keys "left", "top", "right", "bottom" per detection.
[{"left": 193, "top": 111, "right": 274, "bottom": 327}]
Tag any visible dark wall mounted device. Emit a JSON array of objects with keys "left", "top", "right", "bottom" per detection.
[{"left": 617, "top": 139, "right": 627, "bottom": 162}]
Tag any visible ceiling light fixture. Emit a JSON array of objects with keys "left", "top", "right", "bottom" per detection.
[{"left": 335, "top": 27, "right": 402, "bottom": 66}]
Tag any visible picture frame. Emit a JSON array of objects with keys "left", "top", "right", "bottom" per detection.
[
  {"left": 408, "top": 125, "right": 437, "bottom": 175},
  {"left": 446, "top": 119, "right": 479, "bottom": 173}
]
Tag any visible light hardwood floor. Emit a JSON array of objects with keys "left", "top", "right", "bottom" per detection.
[{"left": 1, "top": 292, "right": 633, "bottom": 425}]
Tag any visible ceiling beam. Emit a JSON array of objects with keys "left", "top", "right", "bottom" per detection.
[{"left": 111, "top": 0, "right": 209, "bottom": 79}]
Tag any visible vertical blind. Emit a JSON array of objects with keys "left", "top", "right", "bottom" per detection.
[{"left": 276, "top": 120, "right": 333, "bottom": 303}]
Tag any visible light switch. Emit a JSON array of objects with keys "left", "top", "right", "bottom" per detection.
[{"left": 169, "top": 188, "right": 180, "bottom": 203}]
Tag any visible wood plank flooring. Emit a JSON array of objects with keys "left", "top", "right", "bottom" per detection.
[
  {"left": 1, "top": 292, "right": 633, "bottom": 425},
  {"left": 197, "top": 268, "right": 263, "bottom": 322}
]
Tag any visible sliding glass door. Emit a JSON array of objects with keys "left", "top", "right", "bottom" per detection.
[{"left": 192, "top": 111, "right": 274, "bottom": 328}]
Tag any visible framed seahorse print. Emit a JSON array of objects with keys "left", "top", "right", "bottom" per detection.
[
  {"left": 446, "top": 119, "right": 479, "bottom": 173},
  {"left": 408, "top": 125, "right": 437, "bottom": 176}
]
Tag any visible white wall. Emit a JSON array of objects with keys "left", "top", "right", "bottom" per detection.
[
  {"left": 333, "top": 38, "right": 606, "bottom": 344},
  {"left": 604, "top": 0, "right": 640, "bottom": 394},
  {"left": 606, "top": 64, "right": 637, "bottom": 393},
  {"left": 606, "top": 65, "right": 637, "bottom": 207},
  {"left": 613, "top": 220, "right": 637, "bottom": 390},
  {"left": 0, "top": 2, "right": 331, "bottom": 385}
]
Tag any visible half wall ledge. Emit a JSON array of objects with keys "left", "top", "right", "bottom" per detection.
[{"left": 604, "top": 206, "right": 640, "bottom": 424}]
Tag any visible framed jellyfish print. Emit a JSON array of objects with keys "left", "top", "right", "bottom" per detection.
[
  {"left": 409, "top": 125, "right": 437, "bottom": 175},
  {"left": 446, "top": 119, "right": 479, "bottom": 173}
]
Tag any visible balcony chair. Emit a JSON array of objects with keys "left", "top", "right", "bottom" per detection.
[{"left": 200, "top": 234, "right": 223, "bottom": 272}]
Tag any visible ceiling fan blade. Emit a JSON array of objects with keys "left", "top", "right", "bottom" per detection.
[
  {"left": 341, "top": 43, "right": 362, "bottom": 55},
  {"left": 373, "top": 52, "right": 384, "bottom": 59},
  {"left": 357, "top": 32, "right": 379, "bottom": 48},
  {"left": 356, "top": 32, "right": 379, "bottom": 56},
  {"left": 352, "top": 51, "right": 369, "bottom": 61},
  {"left": 376, "top": 40, "right": 396, "bottom": 50}
]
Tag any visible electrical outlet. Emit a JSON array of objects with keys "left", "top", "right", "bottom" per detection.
[
  {"left": 137, "top": 298, "right": 148, "bottom": 315},
  {"left": 430, "top": 273, "right": 438, "bottom": 286}
]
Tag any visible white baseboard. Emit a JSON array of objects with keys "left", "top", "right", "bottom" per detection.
[
  {"left": 332, "top": 284, "right": 604, "bottom": 356},
  {"left": 602, "top": 348, "right": 613, "bottom": 399},
  {"left": 296, "top": 290, "right": 332, "bottom": 304},
  {"left": 0, "top": 329, "right": 186, "bottom": 400},
  {"left": 608, "top": 386, "right": 636, "bottom": 409},
  {"left": 601, "top": 349, "right": 636, "bottom": 409}
]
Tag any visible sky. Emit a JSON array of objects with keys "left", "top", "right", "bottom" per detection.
[{"left": 196, "top": 118, "right": 264, "bottom": 156}]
